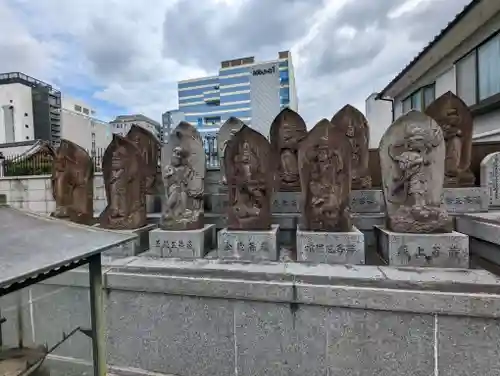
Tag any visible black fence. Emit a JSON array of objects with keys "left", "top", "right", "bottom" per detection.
[{"left": 2, "top": 136, "right": 221, "bottom": 177}]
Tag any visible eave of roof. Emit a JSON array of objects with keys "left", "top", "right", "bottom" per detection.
[{"left": 376, "top": 0, "right": 481, "bottom": 99}]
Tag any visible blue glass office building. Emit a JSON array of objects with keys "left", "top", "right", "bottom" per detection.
[{"left": 177, "top": 51, "right": 298, "bottom": 137}]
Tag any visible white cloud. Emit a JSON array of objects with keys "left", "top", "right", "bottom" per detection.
[{"left": 0, "top": 0, "right": 473, "bottom": 125}]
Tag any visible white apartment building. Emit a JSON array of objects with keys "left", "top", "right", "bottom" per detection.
[
  {"left": 60, "top": 96, "right": 111, "bottom": 153},
  {"left": 0, "top": 72, "right": 62, "bottom": 145},
  {"left": 110, "top": 114, "right": 161, "bottom": 139},
  {"left": 367, "top": 0, "right": 500, "bottom": 145}
]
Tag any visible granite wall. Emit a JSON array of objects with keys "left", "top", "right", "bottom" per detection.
[
  {"left": 2, "top": 257, "right": 500, "bottom": 376},
  {"left": 0, "top": 173, "right": 161, "bottom": 216}
]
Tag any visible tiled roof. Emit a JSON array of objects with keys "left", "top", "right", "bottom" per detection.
[{"left": 377, "top": 0, "right": 480, "bottom": 99}]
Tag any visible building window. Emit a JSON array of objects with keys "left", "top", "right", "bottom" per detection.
[
  {"left": 402, "top": 97, "right": 411, "bottom": 113},
  {"left": 83, "top": 108, "right": 90, "bottom": 115},
  {"left": 478, "top": 35, "right": 500, "bottom": 101},
  {"left": 25, "top": 136, "right": 29, "bottom": 140},
  {"left": 25, "top": 124, "right": 29, "bottom": 128},
  {"left": 456, "top": 32, "right": 500, "bottom": 106},
  {"left": 24, "top": 113, "right": 28, "bottom": 117},
  {"left": 402, "top": 84, "right": 435, "bottom": 113},
  {"left": 74, "top": 105, "right": 82, "bottom": 112}
]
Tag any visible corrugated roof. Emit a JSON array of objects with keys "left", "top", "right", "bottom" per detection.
[{"left": 377, "top": 0, "right": 481, "bottom": 99}]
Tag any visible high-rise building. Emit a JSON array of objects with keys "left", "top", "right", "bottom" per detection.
[
  {"left": 161, "top": 109, "right": 185, "bottom": 142},
  {"left": 177, "top": 51, "right": 298, "bottom": 138},
  {"left": 110, "top": 114, "right": 161, "bottom": 139},
  {"left": 0, "top": 72, "right": 62, "bottom": 145}
]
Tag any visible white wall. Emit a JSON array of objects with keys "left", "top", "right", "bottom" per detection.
[
  {"left": 0, "top": 83, "right": 35, "bottom": 143},
  {"left": 435, "top": 67, "right": 456, "bottom": 97},
  {"left": 365, "top": 93, "right": 393, "bottom": 148},
  {"left": 61, "top": 95, "right": 95, "bottom": 116},
  {"left": 61, "top": 109, "right": 111, "bottom": 151},
  {"left": 393, "top": 11, "right": 500, "bottom": 110},
  {"left": 110, "top": 119, "right": 159, "bottom": 138},
  {"left": 287, "top": 56, "right": 299, "bottom": 112},
  {"left": 249, "top": 62, "right": 281, "bottom": 138}
]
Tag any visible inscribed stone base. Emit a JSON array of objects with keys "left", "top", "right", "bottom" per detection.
[
  {"left": 350, "top": 190, "right": 384, "bottom": 213},
  {"left": 272, "top": 192, "right": 301, "bottom": 213},
  {"left": 148, "top": 224, "right": 215, "bottom": 258},
  {"left": 98, "top": 224, "right": 156, "bottom": 258},
  {"left": 271, "top": 191, "right": 385, "bottom": 214},
  {"left": 443, "top": 187, "right": 488, "bottom": 213},
  {"left": 375, "top": 226, "right": 469, "bottom": 268},
  {"left": 296, "top": 226, "right": 365, "bottom": 265},
  {"left": 481, "top": 152, "right": 500, "bottom": 208},
  {"left": 217, "top": 225, "right": 279, "bottom": 261}
]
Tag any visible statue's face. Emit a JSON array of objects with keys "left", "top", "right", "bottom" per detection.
[
  {"left": 111, "top": 146, "right": 126, "bottom": 168},
  {"left": 317, "top": 149, "right": 329, "bottom": 162},
  {"left": 172, "top": 147, "right": 183, "bottom": 164},
  {"left": 346, "top": 125, "right": 355, "bottom": 138},
  {"left": 241, "top": 142, "right": 251, "bottom": 161},
  {"left": 407, "top": 135, "right": 425, "bottom": 151}
]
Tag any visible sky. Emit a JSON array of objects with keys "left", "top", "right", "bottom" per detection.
[{"left": 0, "top": 0, "right": 472, "bottom": 125}]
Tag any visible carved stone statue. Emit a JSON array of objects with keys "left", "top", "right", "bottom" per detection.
[
  {"left": 380, "top": 110, "right": 452, "bottom": 233},
  {"left": 425, "top": 91, "right": 475, "bottom": 187},
  {"left": 298, "top": 119, "right": 352, "bottom": 232},
  {"left": 161, "top": 122, "right": 205, "bottom": 230},
  {"left": 331, "top": 104, "right": 372, "bottom": 189},
  {"left": 51, "top": 139, "right": 93, "bottom": 225},
  {"left": 225, "top": 123, "right": 273, "bottom": 230},
  {"left": 99, "top": 134, "right": 146, "bottom": 230},
  {"left": 270, "top": 108, "right": 307, "bottom": 191},
  {"left": 126, "top": 125, "right": 160, "bottom": 194},
  {"left": 217, "top": 117, "right": 244, "bottom": 188}
]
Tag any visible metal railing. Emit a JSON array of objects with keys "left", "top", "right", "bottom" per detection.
[{"left": 1, "top": 136, "right": 221, "bottom": 177}]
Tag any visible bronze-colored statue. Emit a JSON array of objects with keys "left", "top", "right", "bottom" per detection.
[
  {"left": 298, "top": 119, "right": 352, "bottom": 232},
  {"left": 51, "top": 139, "right": 93, "bottom": 225},
  {"left": 331, "top": 104, "right": 372, "bottom": 189},
  {"left": 161, "top": 122, "right": 205, "bottom": 230},
  {"left": 126, "top": 125, "right": 160, "bottom": 194},
  {"left": 99, "top": 134, "right": 147, "bottom": 230},
  {"left": 217, "top": 117, "right": 245, "bottom": 188},
  {"left": 225, "top": 123, "right": 273, "bottom": 230},
  {"left": 425, "top": 91, "right": 475, "bottom": 187},
  {"left": 270, "top": 108, "right": 307, "bottom": 191},
  {"left": 380, "top": 110, "right": 452, "bottom": 233}
]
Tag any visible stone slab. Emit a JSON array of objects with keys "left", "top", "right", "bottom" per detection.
[
  {"left": 272, "top": 191, "right": 300, "bottom": 213},
  {"left": 206, "top": 191, "right": 385, "bottom": 214},
  {"left": 455, "top": 212, "right": 500, "bottom": 245},
  {"left": 350, "top": 189, "right": 384, "bottom": 213},
  {"left": 93, "top": 224, "right": 156, "bottom": 259},
  {"left": 217, "top": 225, "right": 279, "bottom": 261},
  {"left": 148, "top": 224, "right": 215, "bottom": 258},
  {"left": 481, "top": 151, "right": 500, "bottom": 208},
  {"left": 205, "top": 192, "right": 228, "bottom": 214},
  {"left": 375, "top": 226, "right": 469, "bottom": 268},
  {"left": 443, "top": 187, "right": 488, "bottom": 213},
  {"left": 297, "top": 226, "right": 365, "bottom": 264}
]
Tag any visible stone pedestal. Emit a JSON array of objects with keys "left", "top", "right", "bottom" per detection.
[
  {"left": 149, "top": 224, "right": 216, "bottom": 258},
  {"left": 375, "top": 226, "right": 469, "bottom": 268},
  {"left": 481, "top": 152, "right": 500, "bottom": 208},
  {"left": 272, "top": 192, "right": 301, "bottom": 213},
  {"left": 350, "top": 190, "right": 384, "bottom": 213},
  {"left": 270, "top": 191, "right": 385, "bottom": 214},
  {"left": 217, "top": 225, "right": 279, "bottom": 261},
  {"left": 297, "top": 226, "right": 365, "bottom": 264},
  {"left": 99, "top": 224, "right": 156, "bottom": 258},
  {"left": 443, "top": 187, "right": 488, "bottom": 213}
]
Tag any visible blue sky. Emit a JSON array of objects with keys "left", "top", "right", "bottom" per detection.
[{"left": 0, "top": 0, "right": 472, "bottom": 125}]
